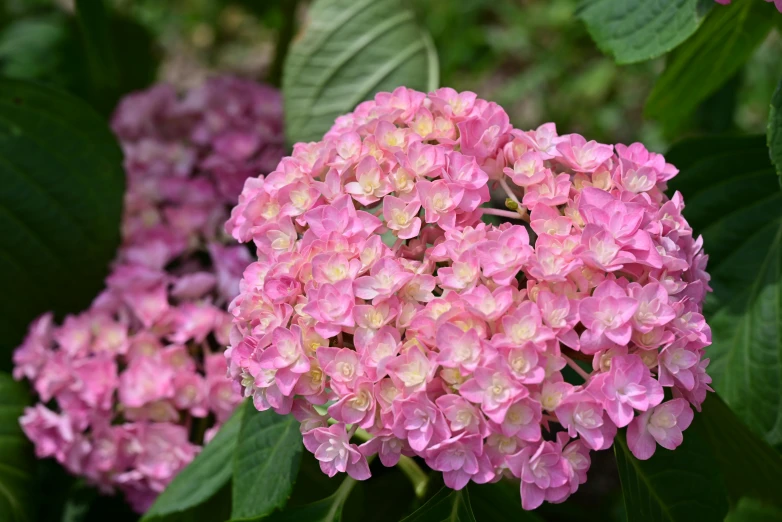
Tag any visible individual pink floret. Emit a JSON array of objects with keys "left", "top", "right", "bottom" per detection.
[{"left": 627, "top": 398, "right": 694, "bottom": 460}]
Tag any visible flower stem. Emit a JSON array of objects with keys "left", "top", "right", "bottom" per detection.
[
  {"left": 328, "top": 474, "right": 358, "bottom": 520},
  {"left": 563, "top": 354, "right": 592, "bottom": 381},
  {"left": 396, "top": 455, "right": 430, "bottom": 500},
  {"left": 498, "top": 178, "right": 529, "bottom": 222},
  {"left": 480, "top": 207, "right": 526, "bottom": 220}
]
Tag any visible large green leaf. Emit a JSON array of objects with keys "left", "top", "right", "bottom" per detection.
[
  {"left": 0, "top": 8, "right": 159, "bottom": 117},
  {"left": 615, "top": 395, "right": 782, "bottom": 522},
  {"left": 769, "top": 76, "right": 782, "bottom": 183},
  {"left": 614, "top": 407, "right": 729, "bottom": 522},
  {"left": 341, "top": 466, "right": 418, "bottom": 522},
  {"left": 399, "top": 487, "right": 476, "bottom": 522},
  {"left": 0, "top": 372, "right": 35, "bottom": 522},
  {"left": 142, "top": 405, "right": 243, "bottom": 521},
  {"left": 577, "top": 0, "right": 708, "bottom": 65},
  {"left": 0, "top": 79, "right": 124, "bottom": 370},
  {"left": 725, "top": 499, "right": 782, "bottom": 522},
  {"left": 468, "top": 481, "right": 543, "bottom": 521},
  {"left": 666, "top": 136, "right": 782, "bottom": 447},
  {"left": 231, "top": 400, "right": 302, "bottom": 520},
  {"left": 645, "top": 0, "right": 775, "bottom": 132},
  {"left": 262, "top": 477, "right": 357, "bottom": 522},
  {"left": 74, "top": 0, "right": 120, "bottom": 115},
  {"left": 282, "top": 0, "right": 439, "bottom": 144},
  {"left": 698, "top": 395, "right": 782, "bottom": 507}
]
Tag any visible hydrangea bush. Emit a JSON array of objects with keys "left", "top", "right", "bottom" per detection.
[
  {"left": 12, "top": 77, "right": 284, "bottom": 513},
  {"left": 224, "top": 87, "right": 713, "bottom": 510}
]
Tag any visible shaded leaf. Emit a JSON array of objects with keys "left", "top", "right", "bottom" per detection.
[
  {"left": 74, "top": 0, "right": 120, "bottom": 114},
  {"left": 666, "top": 135, "right": 782, "bottom": 446},
  {"left": 614, "top": 408, "right": 729, "bottom": 522},
  {"left": 231, "top": 401, "right": 302, "bottom": 520},
  {"left": 0, "top": 373, "right": 36, "bottom": 522},
  {"left": 282, "top": 0, "right": 439, "bottom": 144},
  {"left": 468, "top": 480, "right": 543, "bottom": 521},
  {"left": 698, "top": 396, "right": 782, "bottom": 507},
  {"left": 142, "top": 405, "right": 243, "bottom": 521},
  {"left": 0, "top": 8, "right": 159, "bottom": 117},
  {"left": 645, "top": 0, "right": 775, "bottom": 132},
  {"left": 615, "top": 395, "right": 782, "bottom": 522},
  {"left": 341, "top": 463, "right": 418, "bottom": 522},
  {"left": 577, "top": 0, "right": 708, "bottom": 65},
  {"left": 0, "top": 15, "right": 70, "bottom": 81},
  {"left": 725, "top": 498, "right": 782, "bottom": 522},
  {"left": 769, "top": 75, "right": 782, "bottom": 183},
  {"left": 261, "top": 477, "right": 357, "bottom": 522},
  {"left": 0, "top": 79, "right": 124, "bottom": 370},
  {"left": 399, "top": 487, "right": 476, "bottom": 522}
]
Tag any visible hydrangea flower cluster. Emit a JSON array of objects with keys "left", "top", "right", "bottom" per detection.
[
  {"left": 224, "top": 86, "right": 713, "bottom": 510},
  {"left": 13, "top": 76, "right": 284, "bottom": 513},
  {"left": 715, "top": 0, "right": 782, "bottom": 11}
]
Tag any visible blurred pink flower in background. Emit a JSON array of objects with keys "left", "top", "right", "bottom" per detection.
[{"left": 13, "top": 76, "right": 284, "bottom": 513}]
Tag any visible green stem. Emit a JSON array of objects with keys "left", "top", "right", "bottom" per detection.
[
  {"left": 328, "top": 474, "right": 357, "bottom": 520},
  {"left": 396, "top": 454, "right": 430, "bottom": 500}
]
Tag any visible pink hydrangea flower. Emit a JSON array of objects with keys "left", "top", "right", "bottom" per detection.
[
  {"left": 303, "top": 423, "right": 371, "bottom": 480},
  {"left": 223, "top": 86, "right": 713, "bottom": 511},
  {"left": 627, "top": 398, "right": 694, "bottom": 460},
  {"left": 588, "top": 355, "right": 664, "bottom": 427},
  {"left": 507, "top": 441, "right": 570, "bottom": 510},
  {"left": 13, "top": 76, "right": 280, "bottom": 513}
]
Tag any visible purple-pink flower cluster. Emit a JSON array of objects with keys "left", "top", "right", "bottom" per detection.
[
  {"left": 13, "top": 77, "right": 284, "bottom": 513},
  {"left": 224, "top": 86, "right": 713, "bottom": 510}
]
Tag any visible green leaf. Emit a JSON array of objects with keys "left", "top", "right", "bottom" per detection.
[
  {"left": 262, "top": 477, "right": 357, "bottom": 522},
  {"left": 341, "top": 466, "right": 418, "bottom": 522},
  {"left": 468, "top": 481, "right": 543, "bottom": 521},
  {"left": 0, "top": 12, "right": 159, "bottom": 115},
  {"left": 614, "top": 395, "right": 782, "bottom": 522},
  {"left": 698, "top": 395, "right": 782, "bottom": 507},
  {"left": 0, "top": 15, "right": 70, "bottom": 81},
  {"left": 0, "top": 373, "right": 36, "bottom": 522},
  {"left": 73, "top": 0, "right": 159, "bottom": 116},
  {"left": 577, "top": 0, "right": 708, "bottom": 65},
  {"left": 0, "top": 79, "right": 124, "bottom": 371},
  {"left": 614, "top": 409, "right": 729, "bottom": 522},
  {"left": 231, "top": 400, "right": 302, "bottom": 520},
  {"left": 142, "top": 405, "right": 243, "bottom": 521},
  {"left": 645, "top": 0, "right": 775, "bottom": 133},
  {"left": 74, "top": 0, "right": 120, "bottom": 114},
  {"left": 399, "top": 487, "right": 476, "bottom": 522},
  {"left": 725, "top": 498, "right": 782, "bottom": 522},
  {"left": 769, "top": 76, "right": 782, "bottom": 183},
  {"left": 282, "top": 0, "right": 439, "bottom": 144},
  {"left": 666, "top": 136, "right": 782, "bottom": 447}
]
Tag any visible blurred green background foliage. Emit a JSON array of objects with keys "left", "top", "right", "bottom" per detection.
[{"left": 2, "top": 0, "right": 780, "bottom": 149}]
